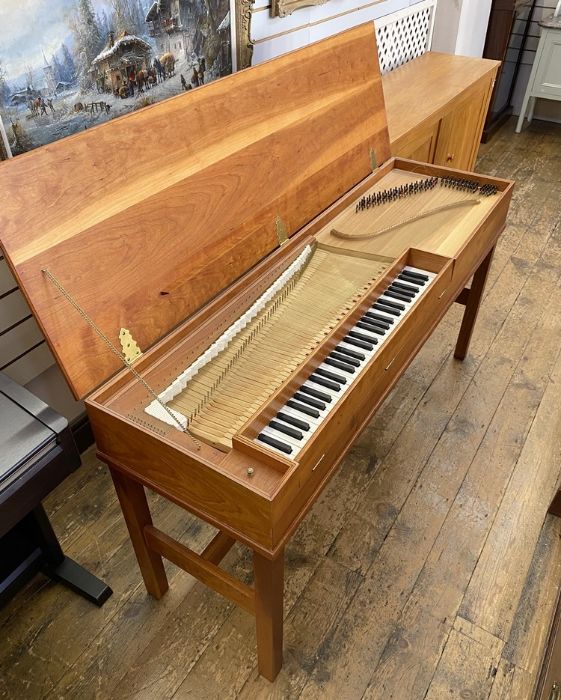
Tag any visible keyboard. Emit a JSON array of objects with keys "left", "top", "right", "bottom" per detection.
[{"left": 256, "top": 266, "right": 435, "bottom": 458}]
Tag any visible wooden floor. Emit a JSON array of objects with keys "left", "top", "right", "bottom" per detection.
[{"left": 2, "top": 118, "right": 561, "bottom": 700}]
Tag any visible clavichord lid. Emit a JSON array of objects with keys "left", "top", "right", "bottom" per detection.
[{"left": 0, "top": 23, "right": 390, "bottom": 399}]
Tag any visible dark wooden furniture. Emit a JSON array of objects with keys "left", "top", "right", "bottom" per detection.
[
  {"left": 534, "top": 493, "right": 561, "bottom": 699},
  {"left": 0, "top": 25, "right": 512, "bottom": 679},
  {"left": 0, "top": 372, "right": 112, "bottom": 606},
  {"left": 482, "top": 0, "right": 537, "bottom": 141}
]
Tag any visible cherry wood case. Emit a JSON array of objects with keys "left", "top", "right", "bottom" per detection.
[{"left": 0, "top": 25, "right": 513, "bottom": 680}]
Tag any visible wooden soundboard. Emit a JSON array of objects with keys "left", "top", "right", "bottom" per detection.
[{"left": 0, "top": 25, "right": 513, "bottom": 680}]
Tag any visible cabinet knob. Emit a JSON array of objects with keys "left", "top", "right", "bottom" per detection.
[{"left": 446, "top": 153, "right": 455, "bottom": 162}]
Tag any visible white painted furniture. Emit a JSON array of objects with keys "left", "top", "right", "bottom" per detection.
[
  {"left": 516, "top": 12, "right": 561, "bottom": 132},
  {"left": 375, "top": 0, "right": 437, "bottom": 75}
]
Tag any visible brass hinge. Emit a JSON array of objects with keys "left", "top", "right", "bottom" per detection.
[
  {"left": 370, "top": 148, "right": 378, "bottom": 171},
  {"left": 276, "top": 216, "right": 289, "bottom": 246},
  {"left": 119, "top": 328, "right": 143, "bottom": 365}
]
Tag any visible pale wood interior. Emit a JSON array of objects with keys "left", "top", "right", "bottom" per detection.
[
  {"left": 1, "top": 118, "right": 558, "bottom": 700},
  {"left": 316, "top": 168, "right": 502, "bottom": 259}
]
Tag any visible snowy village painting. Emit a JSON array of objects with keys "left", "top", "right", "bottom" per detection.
[{"left": 0, "top": 0, "right": 235, "bottom": 156}]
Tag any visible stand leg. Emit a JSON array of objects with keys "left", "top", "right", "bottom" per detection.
[
  {"left": 516, "top": 93, "right": 531, "bottom": 133},
  {"left": 110, "top": 468, "right": 168, "bottom": 599},
  {"left": 48, "top": 556, "right": 113, "bottom": 606},
  {"left": 32, "top": 506, "right": 112, "bottom": 606},
  {"left": 454, "top": 246, "right": 495, "bottom": 361},
  {"left": 527, "top": 96, "right": 537, "bottom": 124},
  {"left": 253, "top": 548, "right": 284, "bottom": 681}
]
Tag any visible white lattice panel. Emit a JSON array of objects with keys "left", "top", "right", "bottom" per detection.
[{"left": 376, "top": 0, "right": 437, "bottom": 75}]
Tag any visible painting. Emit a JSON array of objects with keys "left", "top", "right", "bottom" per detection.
[{"left": 0, "top": 0, "right": 253, "bottom": 158}]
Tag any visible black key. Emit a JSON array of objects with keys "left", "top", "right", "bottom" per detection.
[
  {"left": 270, "top": 419, "right": 303, "bottom": 440},
  {"left": 327, "top": 355, "right": 357, "bottom": 371},
  {"left": 372, "top": 302, "right": 400, "bottom": 317},
  {"left": 392, "top": 280, "right": 419, "bottom": 294},
  {"left": 316, "top": 367, "right": 347, "bottom": 384},
  {"left": 359, "top": 318, "right": 387, "bottom": 332},
  {"left": 384, "top": 289, "right": 412, "bottom": 303},
  {"left": 357, "top": 321, "right": 384, "bottom": 336},
  {"left": 277, "top": 412, "right": 310, "bottom": 431},
  {"left": 398, "top": 274, "right": 426, "bottom": 288},
  {"left": 287, "top": 399, "right": 320, "bottom": 418},
  {"left": 389, "top": 283, "right": 415, "bottom": 299},
  {"left": 344, "top": 335, "right": 374, "bottom": 351},
  {"left": 299, "top": 385, "right": 332, "bottom": 403},
  {"left": 399, "top": 272, "right": 426, "bottom": 286},
  {"left": 293, "top": 391, "right": 326, "bottom": 411},
  {"left": 365, "top": 311, "right": 394, "bottom": 325},
  {"left": 335, "top": 345, "right": 365, "bottom": 361},
  {"left": 258, "top": 433, "right": 293, "bottom": 455},
  {"left": 348, "top": 330, "right": 378, "bottom": 345},
  {"left": 309, "top": 374, "right": 340, "bottom": 392},
  {"left": 400, "top": 270, "right": 428, "bottom": 284},
  {"left": 377, "top": 296, "right": 405, "bottom": 311}
]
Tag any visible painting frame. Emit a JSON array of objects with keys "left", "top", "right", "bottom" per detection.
[{"left": 0, "top": 0, "right": 254, "bottom": 160}]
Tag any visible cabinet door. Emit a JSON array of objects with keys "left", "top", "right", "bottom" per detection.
[
  {"left": 391, "top": 121, "right": 439, "bottom": 163},
  {"left": 433, "top": 81, "right": 493, "bottom": 171}
]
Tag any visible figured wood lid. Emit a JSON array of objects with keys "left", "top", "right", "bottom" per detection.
[{"left": 0, "top": 23, "right": 390, "bottom": 399}]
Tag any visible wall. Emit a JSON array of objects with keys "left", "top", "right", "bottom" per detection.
[
  {"left": 432, "top": 0, "right": 492, "bottom": 57},
  {"left": 431, "top": 0, "right": 462, "bottom": 53},
  {"left": 0, "top": 252, "right": 84, "bottom": 420},
  {"left": 250, "top": 0, "right": 423, "bottom": 64},
  {"left": 455, "top": 0, "right": 493, "bottom": 56}
]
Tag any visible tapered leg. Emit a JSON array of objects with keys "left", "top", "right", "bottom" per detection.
[
  {"left": 527, "top": 96, "right": 537, "bottom": 124},
  {"left": 110, "top": 468, "right": 168, "bottom": 599},
  {"left": 33, "top": 505, "right": 112, "bottom": 606},
  {"left": 454, "top": 246, "right": 495, "bottom": 361},
  {"left": 253, "top": 548, "right": 284, "bottom": 681},
  {"left": 516, "top": 93, "right": 531, "bottom": 133}
]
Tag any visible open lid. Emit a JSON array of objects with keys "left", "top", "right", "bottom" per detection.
[{"left": 0, "top": 23, "right": 390, "bottom": 400}]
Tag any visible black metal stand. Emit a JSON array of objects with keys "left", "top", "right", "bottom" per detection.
[{"left": 0, "top": 372, "right": 112, "bottom": 607}]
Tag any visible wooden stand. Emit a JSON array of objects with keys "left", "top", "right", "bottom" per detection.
[
  {"left": 0, "top": 26, "right": 512, "bottom": 679},
  {"left": 454, "top": 246, "right": 495, "bottom": 361},
  {"left": 105, "top": 243, "right": 492, "bottom": 681},
  {"left": 109, "top": 464, "right": 284, "bottom": 680}
]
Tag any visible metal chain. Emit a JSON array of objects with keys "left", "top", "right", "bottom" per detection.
[{"left": 42, "top": 268, "right": 201, "bottom": 450}]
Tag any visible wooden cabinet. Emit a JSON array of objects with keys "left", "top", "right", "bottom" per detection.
[
  {"left": 383, "top": 52, "right": 499, "bottom": 172},
  {"left": 391, "top": 120, "right": 439, "bottom": 163},
  {"left": 433, "top": 84, "right": 491, "bottom": 169}
]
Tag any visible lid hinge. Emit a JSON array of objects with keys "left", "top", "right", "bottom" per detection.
[
  {"left": 276, "top": 216, "right": 289, "bottom": 246},
  {"left": 370, "top": 148, "right": 378, "bottom": 171},
  {"left": 119, "top": 328, "right": 143, "bottom": 365}
]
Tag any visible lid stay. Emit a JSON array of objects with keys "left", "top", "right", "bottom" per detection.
[{"left": 41, "top": 268, "right": 201, "bottom": 449}]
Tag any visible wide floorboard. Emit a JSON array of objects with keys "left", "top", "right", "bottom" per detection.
[{"left": 1, "top": 118, "right": 561, "bottom": 699}]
